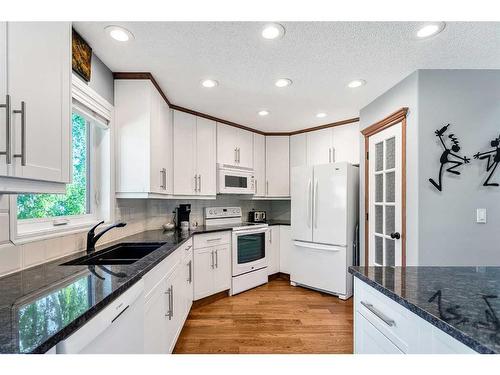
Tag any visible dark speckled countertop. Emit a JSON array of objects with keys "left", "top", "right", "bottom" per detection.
[
  {"left": 0, "top": 227, "right": 232, "bottom": 354},
  {"left": 349, "top": 266, "right": 500, "bottom": 354}
]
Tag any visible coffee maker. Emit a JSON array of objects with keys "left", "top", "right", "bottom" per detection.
[{"left": 175, "top": 204, "right": 191, "bottom": 228}]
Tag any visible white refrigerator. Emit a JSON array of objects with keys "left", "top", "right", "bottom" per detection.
[{"left": 290, "top": 162, "right": 358, "bottom": 299}]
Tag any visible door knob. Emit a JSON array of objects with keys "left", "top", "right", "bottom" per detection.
[{"left": 390, "top": 232, "right": 401, "bottom": 240}]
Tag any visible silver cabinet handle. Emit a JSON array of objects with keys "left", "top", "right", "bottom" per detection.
[
  {"left": 210, "top": 250, "right": 214, "bottom": 269},
  {"left": 307, "top": 179, "right": 312, "bottom": 228},
  {"left": 255, "top": 179, "right": 258, "bottom": 195},
  {"left": 0, "top": 95, "right": 11, "bottom": 164},
  {"left": 269, "top": 228, "right": 272, "bottom": 243},
  {"left": 207, "top": 237, "right": 222, "bottom": 242},
  {"left": 234, "top": 148, "right": 238, "bottom": 164},
  {"left": 187, "top": 260, "right": 192, "bottom": 283},
  {"left": 332, "top": 147, "right": 335, "bottom": 163},
  {"left": 329, "top": 148, "right": 332, "bottom": 163},
  {"left": 237, "top": 148, "right": 241, "bottom": 163},
  {"left": 160, "top": 168, "right": 167, "bottom": 190},
  {"left": 13, "top": 101, "right": 26, "bottom": 166},
  {"left": 185, "top": 244, "right": 193, "bottom": 251},
  {"left": 215, "top": 249, "right": 218, "bottom": 268},
  {"left": 266, "top": 180, "right": 269, "bottom": 195},
  {"left": 198, "top": 174, "right": 202, "bottom": 193},
  {"left": 314, "top": 179, "right": 319, "bottom": 228},
  {"left": 194, "top": 174, "right": 198, "bottom": 192},
  {"left": 360, "top": 301, "right": 395, "bottom": 327},
  {"left": 165, "top": 285, "right": 173, "bottom": 320}
]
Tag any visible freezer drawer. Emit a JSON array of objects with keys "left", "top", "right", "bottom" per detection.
[{"left": 290, "top": 241, "right": 349, "bottom": 297}]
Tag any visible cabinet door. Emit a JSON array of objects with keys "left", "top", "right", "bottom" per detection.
[
  {"left": 149, "top": 87, "right": 165, "bottom": 194},
  {"left": 279, "top": 226, "right": 291, "bottom": 273},
  {"left": 332, "top": 123, "right": 360, "bottom": 164},
  {"left": 355, "top": 311, "right": 403, "bottom": 354},
  {"left": 213, "top": 244, "right": 231, "bottom": 293},
  {"left": 307, "top": 128, "right": 333, "bottom": 166},
  {"left": 8, "top": 22, "right": 71, "bottom": 183},
  {"left": 183, "top": 250, "right": 194, "bottom": 317},
  {"left": 265, "top": 136, "right": 290, "bottom": 197},
  {"left": 236, "top": 128, "right": 254, "bottom": 168},
  {"left": 167, "top": 263, "right": 186, "bottom": 353},
  {"left": 267, "top": 226, "right": 280, "bottom": 275},
  {"left": 193, "top": 247, "right": 214, "bottom": 300},
  {"left": 217, "top": 123, "right": 238, "bottom": 166},
  {"left": 253, "top": 133, "right": 266, "bottom": 196},
  {"left": 0, "top": 23, "right": 7, "bottom": 177},
  {"left": 173, "top": 111, "right": 197, "bottom": 195},
  {"left": 196, "top": 117, "right": 216, "bottom": 196},
  {"left": 144, "top": 278, "right": 168, "bottom": 354},
  {"left": 290, "top": 134, "right": 307, "bottom": 169}
]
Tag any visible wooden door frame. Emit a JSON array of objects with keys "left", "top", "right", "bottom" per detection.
[{"left": 361, "top": 107, "right": 408, "bottom": 267}]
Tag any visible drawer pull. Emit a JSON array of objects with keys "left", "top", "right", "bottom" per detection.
[
  {"left": 207, "top": 238, "right": 222, "bottom": 242},
  {"left": 360, "top": 301, "right": 395, "bottom": 327}
]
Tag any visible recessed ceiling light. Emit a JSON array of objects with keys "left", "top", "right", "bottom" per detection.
[
  {"left": 261, "top": 23, "right": 285, "bottom": 40},
  {"left": 275, "top": 78, "right": 292, "bottom": 88},
  {"left": 105, "top": 25, "right": 134, "bottom": 42},
  {"left": 316, "top": 112, "right": 327, "bottom": 118},
  {"left": 258, "top": 110, "right": 269, "bottom": 116},
  {"left": 347, "top": 79, "right": 366, "bottom": 88},
  {"left": 201, "top": 79, "right": 218, "bottom": 88},
  {"left": 416, "top": 22, "right": 445, "bottom": 39}
]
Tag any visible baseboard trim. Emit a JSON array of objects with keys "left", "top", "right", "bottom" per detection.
[
  {"left": 268, "top": 272, "right": 290, "bottom": 281},
  {"left": 192, "top": 290, "right": 230, "bottom": 309}
]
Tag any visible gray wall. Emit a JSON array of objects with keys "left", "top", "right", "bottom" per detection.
[
  {"left": 418, "top": 70, "right": 500, "bottom": 265},
  {"left": 359, "top": 69, "right": 500, "bottom": 266},
  {"left": 359, "top": 71, "right": 420, "bottom": 265},
  {"left": 75, "top": 53, "right": 114, "bottom": 104}
]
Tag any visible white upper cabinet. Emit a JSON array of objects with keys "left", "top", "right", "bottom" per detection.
[
  {"left": 265, "top": 136, "right": 290, "bottom": 197},
  {"left": 332, "top": 123, "right": 360, "bottom": 165},
  {"left": 290, "top": 133, "right": 307, "bottom": 169},
  {"left": 253, "top": 133, "right": 266, "bottom": 197},
  {"left": 0, "top": 22, "right": 71, "bottom": 192},
  {"left": 115, "top": 79, "right": 173, "bottom": 198},
  {"left": 307, "top": 128, "right": 334, "bottom": 166},
  {"left": 173, "top": 111, "right": 216, "bottom": 197},
  {"left": 216, "top": 123, "right": 253, "bottom": 168}
]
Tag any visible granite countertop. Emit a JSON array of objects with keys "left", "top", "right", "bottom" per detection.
[
  {"left": 349, "top": 266, "right": 500, "bottom": 354},
  {"left": 266, "top": 219, "right": 290, "bottom": 226},
  {"left": 0, "top": 226, "right": 233, "bottom": 354}
]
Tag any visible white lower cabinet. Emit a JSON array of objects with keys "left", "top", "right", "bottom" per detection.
[
  {"left": 143, "top": 239, "right": 193, "bottom": 354},
  {"left": 193, "top": 231, "right": 231, "bottom": 300},
  {"left": 267, "top": 226, "right": 280, "bottom": 275},
  {"left": 354, "top": 278, "right": 476, "bottom": 354},
  {"left": 279, "top": 226, "right": 291, "bottom": 274}
]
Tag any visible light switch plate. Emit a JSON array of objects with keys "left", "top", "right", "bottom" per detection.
[{"left": 476, "top": 208, "right": 487, "bottom": 224}]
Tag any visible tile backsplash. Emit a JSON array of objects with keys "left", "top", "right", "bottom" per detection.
[{"left": 0, "top": 195, "right": 290, "bottom": 278}]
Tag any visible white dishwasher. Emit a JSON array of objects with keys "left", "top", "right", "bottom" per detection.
[{"left": 56, "top": 280, "right": 144, "bottom": 354}]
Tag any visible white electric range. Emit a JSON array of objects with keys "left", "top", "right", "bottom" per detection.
[{"left": 205, "top": 207, "right": 269, "bottom": 295}]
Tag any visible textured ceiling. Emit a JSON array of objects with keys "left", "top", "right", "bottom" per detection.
[{"left": 73, "top": 22, "right": 500, "bottom": 132}]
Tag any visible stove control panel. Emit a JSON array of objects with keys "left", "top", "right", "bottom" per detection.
[{"left": 205, "top": 207, "right": 241, "bottom": 219}]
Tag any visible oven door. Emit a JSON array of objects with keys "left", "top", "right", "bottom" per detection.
[
  {"left": 232, "top": 228, "right": 269, "bottom": 276},
  {"left": 218, "top": 167, "right": 255, "bottom": 194}
]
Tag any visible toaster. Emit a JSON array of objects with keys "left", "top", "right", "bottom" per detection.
[{"left": 248, "top": 210, "right": 266, "bottom": 223}]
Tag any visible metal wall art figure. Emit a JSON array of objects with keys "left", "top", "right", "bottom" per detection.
[
  {"left": 474, "top": 135, "right": 500, "bottom": 187},
  {"left": 429, "top": 124, "right": 470, "bottom": 192}
]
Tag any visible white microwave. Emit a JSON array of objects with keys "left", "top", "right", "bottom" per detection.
[{"left": 217, "top": 164, "right": 255, "bottom": 194}]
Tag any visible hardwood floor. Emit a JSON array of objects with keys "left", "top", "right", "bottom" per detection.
[{"left": 173, "top": 277, "right": 353, "bottom": 354}]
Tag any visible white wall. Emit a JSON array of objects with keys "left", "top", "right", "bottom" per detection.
[{"left": 359, "top": 71, "right": 419, "bottom": 266}]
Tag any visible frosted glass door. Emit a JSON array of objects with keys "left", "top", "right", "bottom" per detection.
[{"left": 368, "top": 122, "right": 402, "bottom": 267}]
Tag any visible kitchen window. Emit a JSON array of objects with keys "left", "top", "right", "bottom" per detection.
[{"left": 12, "top": 75, "right": 114, "bottom": 243}]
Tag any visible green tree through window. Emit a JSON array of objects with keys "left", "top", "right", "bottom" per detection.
[{"left": 17, "top": 113, "right": 88, "bottom": 220}]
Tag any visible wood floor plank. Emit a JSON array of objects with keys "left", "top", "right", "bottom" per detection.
[{"left": 173, "top": 277, "right": 353, "bottom": 354}]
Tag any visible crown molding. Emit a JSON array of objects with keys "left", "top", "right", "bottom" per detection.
[{"left": 113, "top": 72, "right": 359, "bottom": 136}]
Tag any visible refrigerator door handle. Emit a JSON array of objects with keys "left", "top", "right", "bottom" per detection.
[
  {"left": 307, "top": 179, "right": 312, "bottom": 228},
  {"left": 313, "top": 179, "right": 319, "bottom": 228},
  {"left": 293, "top": 240, "right": 344, "bottom": 251}
]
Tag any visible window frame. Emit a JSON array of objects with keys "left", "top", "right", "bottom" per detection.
[{"left": 10, "top": 75, "right": 114, "bottom": 244}]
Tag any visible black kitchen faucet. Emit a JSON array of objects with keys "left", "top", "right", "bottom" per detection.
[{"left": 86, "top": 220, "right": 127, "bottom": 254}]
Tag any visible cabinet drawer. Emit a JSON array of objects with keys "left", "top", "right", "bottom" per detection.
[
  {"left": 193, "top": 231, "right": 231, "bottom": 249},
  {"left": 355, "top": 311, "right": 403, "bottom": 354},
  {"left": 143, "top": 240, "right": 192, "bottom": 299},
  {"left": 354, "top": 278, "right": 413, "bottom": 353}
]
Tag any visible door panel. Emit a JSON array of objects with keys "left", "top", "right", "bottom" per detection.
[
  {"left": 332, "top": 123, "right": 360, "bottom": 164},
  {"left": 196, "top": 117, "right": 216, "bottom": 195},
  {"left": 213, "top": 245, "right": 231, "bottom": 293},
  {"left": 237, "top": 128, "right": 254, "bottom": 169},
  {"left": 267, "top": 226, "right": 280, "bottom": 275},
  {"left": 149, "top": 86, "right": 164, "bottom": 194},
  {"left": 265, "top": 136, "right": 290, "bottom": 196},
  {"left": 355, "top": 312, "right": 403, "bottom": 354},
  {"left": 290, "top": 133, "right": 307, "bottom": 168},
  {"left": 313, "top": 164, "right": 347, "bottom": 246},
  {"left": 144, "top": 278, "right": 168, "bottom": 353},
  {"left": 291, "top": 165, "right": 313, "bottom": 242},
  {"left": 173, "top": 111, "right": 196, "bottom": 195},
  {"left": 193, "top": 248, "right": 214, "bottom": 300},
  {"left": 368, "top": 123, "right": 402, "bottom": 266},
  {"left": 253, "top": 133, "right": 266, "bottom": 196},
  {"left": 9, "top": 22, "right": 71, "bottom": 183},
  {"left": 307, "top": 128, "right": 333, "bottom": 166},
  {"left": 217, "top": 123, "right": 237, "bottom": 166}
]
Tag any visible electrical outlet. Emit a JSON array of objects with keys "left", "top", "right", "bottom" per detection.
[{"left": 476, "top": 208, "right": 487, "bottom": 224}]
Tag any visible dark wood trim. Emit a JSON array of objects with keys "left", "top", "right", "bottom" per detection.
[
  {"left": 113, "top": 71, "right": 359, "bottom": 136},
  {"left": 192, "top": 290, "right": 230, "bottom": 309},
  {"left": 361, "top": 107, "right": 408, "bottom": 137},
  {"left": 363, "top": 108, "right": 408, "bottom": 267},
  {"left": 268, "top": 272, "right": 290, "bottom": 281},
  {"left": 113, "top": 72, "right": 172, "bottom": 106}
]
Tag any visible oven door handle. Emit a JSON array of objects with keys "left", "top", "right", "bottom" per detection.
[{"left": 233, "top": 228, "right": 269, "bottom": 236}]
